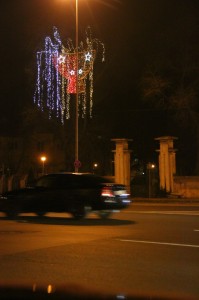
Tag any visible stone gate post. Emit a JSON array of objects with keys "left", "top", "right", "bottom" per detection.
[
  {"left": 112, "top": 138, "right": 132, "bottom": 193},
  {"left": 155, "top": 136, "right": 177, "bottom": 193}
]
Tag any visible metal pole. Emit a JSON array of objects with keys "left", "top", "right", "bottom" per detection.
[
  {"left": 75, "top": 0, "right": 79, "bottom": 172},
  {"left": 148, "top": 168, "right": 151, "bottom": 198},
  {"left": 42, "top": 161, "right": 45, "bottom": 175}
]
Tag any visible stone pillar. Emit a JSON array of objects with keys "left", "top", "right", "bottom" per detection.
[
  {"left": 112, "top": 139, "right": 132, "bottom": 192},
  {"left": 155, "top": 136, "right": 177, "bottom": 193}
]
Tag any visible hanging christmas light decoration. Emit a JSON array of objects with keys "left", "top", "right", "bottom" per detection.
[{"left": 34, "top": 27, "right": 105, "bottom": 122}]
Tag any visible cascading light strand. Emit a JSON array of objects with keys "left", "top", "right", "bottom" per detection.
[{"left": 34, "top": 26, "right": 105, "bottom": 123}]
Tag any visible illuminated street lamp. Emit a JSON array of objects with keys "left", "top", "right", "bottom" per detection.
[
  {"left": 40, "top": 156, "right": 47, "bottom": 175},
  {"left": 56, "top": 0, "right": 79, "bottom": 172},
  {"left": 65, "top": 0, "right": 79, "bottom": 173},
  {"left": 93, "top": 162, "right": 98, "bottom": 173},
  {"left": 75, "top": 0, "right": 79, "bottom": 173},
  {"left": 147, "top": 163, "right": 155, "bottom": 198},
  {"left": 34, "top": 1, "right": 104, "bottom": 174}
]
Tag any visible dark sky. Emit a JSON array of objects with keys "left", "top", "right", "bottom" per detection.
[{"left": 1, "top": 0, "right": 199, "bottom": 172}]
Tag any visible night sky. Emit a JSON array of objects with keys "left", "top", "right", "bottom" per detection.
[{"left": 1, "top": 0, "right": 199, "bottom": 174}]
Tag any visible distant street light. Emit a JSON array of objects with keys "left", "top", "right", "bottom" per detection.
[
  {"left": 40, "top": 156, "right": 47, "bottom": 175},
  {"left": 93, "top": 163, "right": 98, "bottom": 174},
  {"left": 147, "top": 163, "right": 155, "bottom": 198}
]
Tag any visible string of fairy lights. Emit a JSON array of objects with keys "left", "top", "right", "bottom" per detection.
[{"left": 34, "top": 26, "right": 105, "bottom": 123}]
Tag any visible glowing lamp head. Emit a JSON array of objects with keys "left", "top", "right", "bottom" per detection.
[{"left": 41, "top": 156, "right": 47, "bottom": 162}]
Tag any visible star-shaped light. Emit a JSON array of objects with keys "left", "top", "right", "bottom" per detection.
[
  {"left": 58, "top": 55, "right": 65, "bottom": 64},
  {"left": 70, "top": 70, "right": 75, "bottom": 75},
  {"left": 85, "top": 52, "right": 92, "bottom": 61},
  {"left": 78, "top": 69, "right": 83, "bottom": 74}
]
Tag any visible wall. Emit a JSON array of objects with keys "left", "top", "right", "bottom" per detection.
[{"left": 173, "top": 176, "right": 199, "bottom": 198}]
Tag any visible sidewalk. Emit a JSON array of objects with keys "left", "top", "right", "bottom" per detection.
[{"left": 132, "top": 197, "right": 199, "bottom": 204}]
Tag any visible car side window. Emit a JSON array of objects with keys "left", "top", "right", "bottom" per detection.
[
  {"left": 72, "top": 175, "right": 100, "bottom": 188},
  {"left": 56, "top": 175, "right": 73, "bottom": 188}
]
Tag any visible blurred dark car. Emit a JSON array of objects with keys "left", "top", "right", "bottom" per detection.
[
  {"left": 0, "top": 173, "right": 131, "bottom": 219},
  {"left": 0, "top": 282, "right": 182, "bottom": 300}
]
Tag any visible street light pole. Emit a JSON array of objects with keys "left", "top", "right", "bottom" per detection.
[
  {"left": 75, "top": 0, "right": 79, "bottom": 173},
  {"left": 147, "top": 163, "right": 155, "bottom": 198},
  {"left": 41, "top": 156, "right": 47, "bottom": 175}
]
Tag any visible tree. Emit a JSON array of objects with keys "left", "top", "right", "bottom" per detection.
[{"left": 142, "top": 54, "right": 199, "bottom": 174}]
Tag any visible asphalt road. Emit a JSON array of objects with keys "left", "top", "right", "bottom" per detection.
[{"left": 0, "top": 203, "right": 199, "bottom": 299}]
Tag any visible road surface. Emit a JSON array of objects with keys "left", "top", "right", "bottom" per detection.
[{"left": 0, "top": 203, "right": 199, "bottom": 299}]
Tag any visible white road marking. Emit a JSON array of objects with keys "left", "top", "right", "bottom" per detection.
[{"left": 118, "top": 239, "right": 199, "bottom": 248}]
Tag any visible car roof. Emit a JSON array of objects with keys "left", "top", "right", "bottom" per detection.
[{"left": 39, "top": 173, "right": 113, "bottom": 183}]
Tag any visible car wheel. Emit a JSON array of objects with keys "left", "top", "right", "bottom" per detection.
[
  {"left": 97, "top": 211, "right": 112, "bottom": 220},
  {"left": 71, "top": 203, "right": 91, "bottom": 220},
  {"left": 5, "top": 206, "right": 20, "bottom": 219}
]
